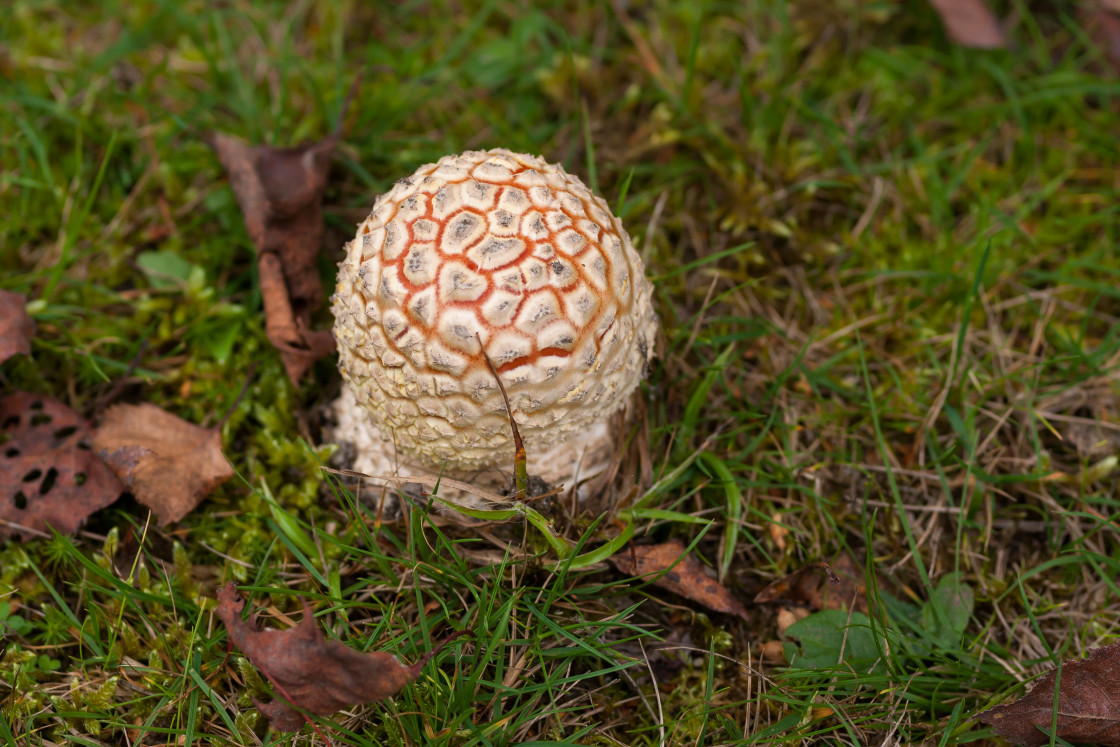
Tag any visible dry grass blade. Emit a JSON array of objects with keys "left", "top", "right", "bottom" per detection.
[{"left": 477, "top": 335, "right": 529, "bottom": 500}]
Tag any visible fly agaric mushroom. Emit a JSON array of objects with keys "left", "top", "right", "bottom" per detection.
[{"left": 330, "top": 149, "right": 657, "bottom": 495}]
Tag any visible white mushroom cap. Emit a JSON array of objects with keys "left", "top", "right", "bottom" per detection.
[{"left": 331, "top": 148, "right": 658, "bottom": 474}]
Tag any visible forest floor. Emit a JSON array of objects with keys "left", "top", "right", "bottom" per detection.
[{"left": 3, "top": 1, "right": 1120, "bottom": 745}]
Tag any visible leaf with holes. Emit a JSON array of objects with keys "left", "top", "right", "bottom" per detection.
[
  {"left": 0, "top": 393, "right": 122, "bottom": 539},
  {"left": 92, "top": 403, "right": 235, "bottom": 525}
]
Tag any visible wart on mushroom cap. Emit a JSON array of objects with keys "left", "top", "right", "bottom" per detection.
[{"left": 330, "top": 148, "right": 658, "bottom": 482}]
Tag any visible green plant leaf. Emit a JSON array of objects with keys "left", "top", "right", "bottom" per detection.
[
  {"left": 562, "top": 521, "right": 634, "bottom": 570},
  {"left": 783, "top": 609, "right": 883, "bottom": 673},
  {"left": 136, "top": 250, "right": 199, "bottom": 288},
  {"left": 920, "top": 573, "right": 974, "bottom": 650}
]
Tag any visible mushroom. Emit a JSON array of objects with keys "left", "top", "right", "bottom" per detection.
[{"left": 329, "top": 149, "right": 658, "bottom": 499}]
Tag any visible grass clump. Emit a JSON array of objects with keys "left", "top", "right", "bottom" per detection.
[{"left": 4, "top": 0, "right": 1120, "bottom": 744}]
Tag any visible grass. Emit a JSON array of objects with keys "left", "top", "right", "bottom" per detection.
[{"left": 3, "top": 0, "right": 1120, "bottom": 744}]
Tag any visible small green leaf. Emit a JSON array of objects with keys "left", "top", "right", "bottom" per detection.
[
  {"left": 920, "top": 573, "right": 974, "bottom": 650},
  {"left": 196, "top": 316, "right": 244, "bottom": 363},
  {"left": 783, "top": 609, "right": 883, "bottom": 673},
  {"left": 136, "top": 250, "right": 199, "bottom": 288},
  {"left": 36, "top": 654, "right": 61, "bottom": 672}
]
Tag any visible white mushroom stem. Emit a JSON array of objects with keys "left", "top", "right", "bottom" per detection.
[{"left": 329, "top": 383, "right": 614, "bottom": 507}]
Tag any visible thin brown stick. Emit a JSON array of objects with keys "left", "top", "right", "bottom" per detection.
[{"left": 92, "top": 338, "right": 149, "bottom": 415}]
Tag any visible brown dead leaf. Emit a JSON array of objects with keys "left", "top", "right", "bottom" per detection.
[
  {"left": 1061, "top": 413, "right": 1120, "bottom": 458},
  {"left": 1080, "top": 5, "right": 1120, "bottom": 73},
  {"left": 775, "top": 607, "right": 809, "bottom": 637},
  {"left": 759, "top": 639, "right": 787, "bottom": 664},
  {"left": 217, "top": 582, "right": 465, "bottom": 731},
  {"left": 0, "top": 291, "right": 35, "bottom": 365},
  {"left": 753, "top": 553, "right": 869, "bottom": 614},
  {"left": 0, "top": 393, "right": 122, "bottom": 539},
  {"left": 768, "top": 512, "right": 788, "bottom": 552},
  {"left": 92, "top": 403, "right": 234, "bottom": 525},
  {"left": 928, "top": 0, "right": 1007, "bottom": 49},
  {"left": 981, "top": 641, "right": 1120, "bottom": 746},
  {"left": 209, "top": 77, "right": 360, "bottom": 385},
  {"left": 611, "top": 539, "right": 749, "bottom": 620}
]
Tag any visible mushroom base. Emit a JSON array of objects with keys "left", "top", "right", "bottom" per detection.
[{"left": 325, "top": 384, "right": 615, "bottom": 510}]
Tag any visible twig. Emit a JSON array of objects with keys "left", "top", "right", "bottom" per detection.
[{"left": 92, "top": 338, "right": 150, "bottom": 415}]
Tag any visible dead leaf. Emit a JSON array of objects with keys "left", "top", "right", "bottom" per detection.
[
  {"left": 759, "top": 639, "right": 787, "bottom": 664},
  {"left": 768, "top": 512, "right": 788, "bottom": 552},
  {"left": 753, "top": 553, "right": 868, "bottom": 614},
  {"left": 217, "top": 582, "right": 464, "bottom": 731},
  {"left": 0, "top": 393, "right": 122, "bottom": 539},
  {"left": 1080, "top": 5, "right": 1120, "bottom": 73},
  {"left": 0, "top": 291, "right": 35, "bottom": 365},
  {"left": 92, "top": 403, "right": 234, "bottom": 524},
  {"left": 981, "top": 641, "right": 1120, "bottom": 746},
  {"left": 775, "top": 607, "right": 809, "bottom": 637},
  {"left": 611, "top": 539, "right": 749, "bottom": 620},
  {"left": 209, "top": 77, "right": 360, "bottom": 385},
  {"left": 1061, "top": 416, "right": 1120, "bottom": 458},
  {"left": 928, "top": 0, "right": 1007, "bottom": 49}
]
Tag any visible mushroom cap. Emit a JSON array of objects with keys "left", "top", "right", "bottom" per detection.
[{"left": 331, "top": 148, "right": 658, "bottom": 472}]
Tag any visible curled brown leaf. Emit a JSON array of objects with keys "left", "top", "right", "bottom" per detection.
[
  {"left": 208, "top": 77, "right": 360, "bottom": 385},
  {"left": 217, "top": 582, "right": 465, "bottom": 731}
]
